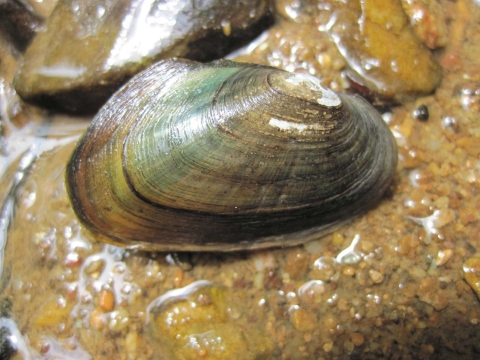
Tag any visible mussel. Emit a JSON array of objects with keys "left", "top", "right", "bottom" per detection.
[{"left": 66, "top": 59, "right": 397, "bottom": 251}]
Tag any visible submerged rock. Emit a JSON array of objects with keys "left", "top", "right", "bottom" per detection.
[
  {"left": 274, "top": 0, "right": 443, "bottom": 103},
  {"left": 14, "top": 0, "right": 271, "bottom": 114},
  {"left": 147, "top": 281, "right": 276, "bottom": 359},
  {"left": 327, "top": 0, "right": 442, "bottom": 102}
]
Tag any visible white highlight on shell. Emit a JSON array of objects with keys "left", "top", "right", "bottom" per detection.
[
  {"left": 269, "top": 117, "right": 330, "bottom": 132},
  {"left": 286, "top": 73, "right": 341, "bottom": 107},
  {"left": 36, "top": 63, "right": 87, "bottom": 78},
  {"left": 269, "top": 118, "right": 308, "bottom": 132}
]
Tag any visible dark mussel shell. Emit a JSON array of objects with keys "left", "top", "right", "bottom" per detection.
[{"left": 66, "top": 59, "right": 397, "bottom": 251}]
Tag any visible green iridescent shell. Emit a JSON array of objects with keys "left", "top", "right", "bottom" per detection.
[{"left": 66, "top": 59, "right": 397, "bottom": 251}]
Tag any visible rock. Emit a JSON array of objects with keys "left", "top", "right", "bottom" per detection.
[
  {"left": 246, "top": 0, "right": 442, "bottom": 103},
  {"left": 327, "top": 0, "right": 442, "bottom": 102},
  {"left": 14, "top": 0, "right": 272, "bottom": 114}
]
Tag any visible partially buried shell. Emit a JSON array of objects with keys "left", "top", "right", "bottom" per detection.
[{"left": 66, "top": 59, "right": 397, "bottom": 251}]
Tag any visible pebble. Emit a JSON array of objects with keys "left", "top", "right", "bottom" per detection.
[
  {"left": 323, "top": 342, "right": 333, "bottom": 352},
  {"left": 99, "top": 289, "right": 115, "bottom": 312},
  {"left": 350, "top": 332, "right": 365, "bottom": 346},
  {"left": 368, "top": 269, "right": 385, "bottom": 284},
  {"left": 285, "top": 250, "right": 309, "bottom": 280},
  {"left": 343, "top": 266, "right": 356, "bottom": 277},
  {"left": 289, "top": 306, "right": 317, "bottom": 331},
  {"left": 435, "top": 249, "right": 453, "bottom": 267},
  {"left": 413, "top": 104, "right": 429, "bottom": 121},
  {"left": 90, "top": 308, "right": 105, "bottom": 330},
  {"left": 332, "top": 231, "right": 345, "bottom": 246}
]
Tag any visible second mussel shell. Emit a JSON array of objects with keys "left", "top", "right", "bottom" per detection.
[{"left": 66, "top": 59, "right": 397, "bottom": 251}]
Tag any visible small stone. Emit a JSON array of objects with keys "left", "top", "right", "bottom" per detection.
[
  {"left": 413, "top": 104, "right": 429, "bottom": 121},
  {"left": 436, "top": 249, "right": 453, "bottom": 267},
  {"left": 317, "top": 53, "right": 332, "bottom": 69},
  {"left": 368, "top": 269, "right": 385, "bottom": 284},
  {"left": 323, "top": 341, "right": 333, "bottom": 352},
  {"left": 99, "top": 289, "right": 115, "bottom": 312},
  {"left": 284, "top": 250, "right": 309, "bottom": 280},
  {"left": 343, "top": 266, "right": 355, "bottom": 276},
  {"left": 322, "top": 313, "right": 339, "bottom": 331},
  {"left": 350, "top": 332, "right": 365, "bottom": 346},
  {"left": 332, "top": 231, "right": 345, "bottom": 246},
  {"left": 90, "top": 308, "right": 105, "bottom": 330},
  {"left": 289, "top": 306, "right": 318, "bottom": 331},
  {"left": 343, "top": 266, "right": 356, "bottom": 276}
]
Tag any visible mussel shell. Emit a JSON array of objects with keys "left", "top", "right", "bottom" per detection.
[{"left": 66, "top": 59, "right": 397, "bottom": 251}]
